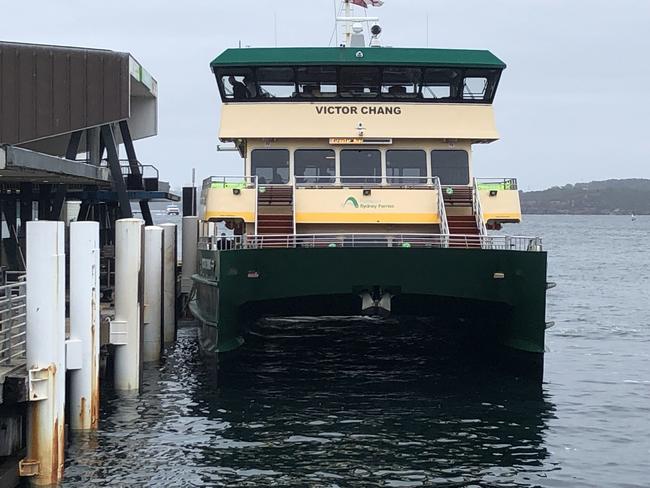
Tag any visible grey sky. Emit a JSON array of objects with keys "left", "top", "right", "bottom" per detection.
[{"left": 3, "top": 0, "right": 649, "bottom": 190}]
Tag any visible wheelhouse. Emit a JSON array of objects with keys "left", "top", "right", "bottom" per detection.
[{"left": 211, "top": 47, "right": 505, "bottom": 104}]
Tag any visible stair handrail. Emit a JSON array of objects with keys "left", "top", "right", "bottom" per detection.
[
  {"left": 472, "top": 177, "right": 489, "bottom": 247},
  {"left": 291, "top": 177, "right": 297, "bottom": 235},
  {"left": 434, "top": 177, "right": 450, "bottom": 248},
  {"left": 254, "top": 176, "right": 259, "bottom": 235}
]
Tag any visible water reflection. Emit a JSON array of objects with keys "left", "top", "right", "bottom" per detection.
[{"left": 64, "top": 320, "right": 557, "bottom": 487}]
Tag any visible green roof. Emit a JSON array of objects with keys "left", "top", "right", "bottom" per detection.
[{"left": 210, "top": 47, "right": 506, "bottom": 70}]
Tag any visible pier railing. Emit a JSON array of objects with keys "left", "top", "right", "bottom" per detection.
[
  {"left": 0, "top": 280, "right": 27, "bottom": 369},
  {"left": 475, "top": 178, "right": 518, "bottom": 190},
  {"left": 200, "top": 234, "right": 543, "bottom": 252}
]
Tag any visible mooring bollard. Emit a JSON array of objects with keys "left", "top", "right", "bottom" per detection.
[
  {"left": 21, "top": 222, "right": 66, "bottom": 485},
  {"left": 111, "top": 219, "right": 144, "bottom": 391},
  {"left": 160, "top": 223, "right": 177, "bottom": 344},
  {"left": 181, "top": 216, "right": 198, "bottom": 294},
  {"left": 68, "top": 222, "right": 100, "bottom": 431},
  {"left": 143, "top": 226, "right": 163, "bottom": 362}
]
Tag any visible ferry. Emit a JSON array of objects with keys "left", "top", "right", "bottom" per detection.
[{"left": 191, "top": 1, "right": 549, "bottom": 378}]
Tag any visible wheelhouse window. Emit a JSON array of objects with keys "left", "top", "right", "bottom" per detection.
[
  {"left": 386, "top": 150, "right": 427, "bottom": 184},
  {"left": 422, "top": 68, "right": 461, "bottom": 100},
  {"left": 218, "top": 68, "right": 255, "bottom": 100},
  {"left": 339, "top": 67, "right": 380, "bottom": 98},
  {"left": 381, "top": 67, "right": 421, "bottom": 99},
  {"left": 215, "top": 65, "right": 502, "bottom": 103},
  {"left": 255, "top": 67, "right": 296, "bottom": 99},
  {"left": 431, "top": 150, "right": 469, "bottom": 185},
  {"left": 251, "top": 149, "right": 290, "bottom": 184},
  {"left": 296, "top": 66, "right": 338, "bottom": 98},
  {"left": 462, "top": 69, "right": 500, "bottom": 101},
  {"left": 340, "top": 149, "right": 381, "bottom": 184},
  {"left": 295, "top": 149, "right": 335, "bottom": 184}
]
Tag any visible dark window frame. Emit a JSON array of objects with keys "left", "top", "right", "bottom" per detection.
[
  {"left": 430, "top": 149, "right": 470, "bottom": 186},
  {"left": 340, "top": 149, "right": 382, "bottom": 184},
  {"left": 251, "top": 148, "right": 291, "bottom": 185},
  {"left": 294, "top": 148, "right": 336, "bottom": 184},
  {"left": 215, "top": 65, "right": 502, "bottom": 104},
  {"left": 386, "top": 149, "right": 428, "bottom": 184}
]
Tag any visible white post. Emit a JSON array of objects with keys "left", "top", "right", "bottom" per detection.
[
  {"left": 344, "top": 0, "right": 352, "bottom": 46},
  {"left": 24, "top": 221, "right": 66, "bottom": 485},
  {"left": 112, "top": 219, "right": 144, "bottom": 391},
  {"left": 181, "top": 216, "right": 198, "bottom": 294},
  {"left": 161, "top": 223, "right": 177, "bottom": 343},
  {"left": 68, "top": 222, "right": 100, "bottom": 431},
  {"left": 143, "top": 226, "right": 163, "bottom": 362}
]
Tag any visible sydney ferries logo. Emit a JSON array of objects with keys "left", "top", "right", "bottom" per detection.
[
  {"left": 344, "top": 197, "right": 360, "bottom": 208},
  {"left": 344, "top": 196, "right": 394, "bottom": 210}
]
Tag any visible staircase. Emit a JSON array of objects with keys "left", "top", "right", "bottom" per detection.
[
  {"left": 256, "top": 185, "right": 295, "bottom": 236},
  {"left": 442, "top": 186, "right": 482, "bottom": 248}
]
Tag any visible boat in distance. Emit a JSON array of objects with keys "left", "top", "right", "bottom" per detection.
[{"left": 190, "top": 1, "right": 549, "bottom": 379}]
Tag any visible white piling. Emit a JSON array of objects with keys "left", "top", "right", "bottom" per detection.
[
  {"left": 143, "top": 226, "right": 163, "bottom": 362},
  {"left": 23, "top": 221, "right": 66, "bottom": 485},
  {"left": 112, "top": 219, "right": 144, "bottom": 391},
  {"left": 161, "top": 223, "right": 177, "bottom": 344},
  {"left": 68, "top": 222, "right": 100, "bottom": 431},
  {"left": 181, "top": 216, "right": 198, "bottom": 294}
]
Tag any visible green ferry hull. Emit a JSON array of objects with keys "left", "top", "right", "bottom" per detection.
[{"left": 191, "top": 247, "right": 548, "bottom": 377}]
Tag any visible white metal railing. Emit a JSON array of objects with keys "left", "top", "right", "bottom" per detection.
[
  {"left": 472, "top": 178, "right": 489, "bottom": 242},
  {"left": 198, "top": 233, "right": 542, "bottom": 252},
  {"left": 0, "top": 280, "right": 27, "bottom": 369},
  {"left": 475, "top": 177, "right": 519, "bottom": 190},
  {"left": 434, "top": 177, "right": 450, "bottom": 248},
  {"left": 294, "top": 175, "right": 434, "bottom": 189},
  {"left": 254, "top": 176, "right": 259, "bottom": 235},
  {"left": 291, "top": 178, "right": 297, "bottom": 234},
  {"left": 202, "top": 175, "right": 257, "bottom": 190}
]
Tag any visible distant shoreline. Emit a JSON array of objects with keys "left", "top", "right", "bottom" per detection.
[{"left": 520, "top": 178, "right": 650, "bottom": 216}]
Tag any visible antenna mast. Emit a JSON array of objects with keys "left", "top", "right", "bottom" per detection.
[{"left": 337, "top": 0, "right": 381, "bottom": 47}]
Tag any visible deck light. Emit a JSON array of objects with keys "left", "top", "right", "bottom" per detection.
[
  {"left": 233, "top": 188, "right": 241, "bottom": 195},
  {"left": 489, "top": 190, "right": 498, "bottom": 197},
  {"left": 363, "top": 189, "right": 372, "bottom": 196}
]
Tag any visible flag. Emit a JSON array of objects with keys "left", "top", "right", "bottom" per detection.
[{"left": 350, "top": 0, "right": 384, "bottom": 8}]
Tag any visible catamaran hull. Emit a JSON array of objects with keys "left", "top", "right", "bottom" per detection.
[{"left": 190, "top": 246, "right": 548, "bottom": 378}]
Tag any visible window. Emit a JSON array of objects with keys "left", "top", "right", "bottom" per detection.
[
  {"left": 386, "top": 150, "right": 427, "bottom": 184},
  {"left": 422, "top": 68, "right": 461, "bottom": 100},
  {"left": 463, "top": 77, "right": 488, "bottom": 100},
  {"left": 340, "top": 150, "right": 381, "bottom": 184},
  {"left": 339, "top": 67, "right": 380, "bottom": 98},
  {"left": 251, "top": 149, "right": 290, "bottom": 184},
  {"left": 296, "top": 66, "right": 338, "bottom": 98},
  {"left": 215, "top": 65, "right": 502, "bottom": 103},
  {"left": 255, "top": 67, "right": 296, "bottom": 99},
  {"left": 381, "top": 67, "right": 421, "bottom": 99},
  {"left": 218, "top": 68, "right": 255, "bottom": 100},
  {"left": 431, "top": 150, "right": 469, "bottom": 185},
  {"left": 294, "top": 150, "right": 335, "bottom": 184}
]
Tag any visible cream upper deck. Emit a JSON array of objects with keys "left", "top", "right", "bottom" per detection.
[{"left": 219, "top": 102, "right": 499, "bottom": 142}]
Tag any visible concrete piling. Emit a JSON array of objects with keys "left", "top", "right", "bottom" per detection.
[
  {"left": 22, "top": 222, "right": 66, "bottom": 485},
  {"left": 111, "top": 219, "right": 144, "bottom": 392},
  {"left": 143, "top": 226, "right": 163, "bottom": 362},
  {"left": 68, "top": 222, "right": 100, "bottom": 431},
  {"left": 160, "top": 223, "right": 177, "bottom": 344}
]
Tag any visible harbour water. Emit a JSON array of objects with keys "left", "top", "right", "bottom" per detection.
[{"left": 60, "top": 216, "right": 649, "bottom": 487}]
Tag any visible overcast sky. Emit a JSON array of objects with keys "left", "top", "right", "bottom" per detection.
[{"left": 3, "top": 0, "right": 649, "bottom": 190}]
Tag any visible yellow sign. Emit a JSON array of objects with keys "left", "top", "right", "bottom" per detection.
[{"left": 329, "top": 138, "right": 364, "bottom": 145}]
